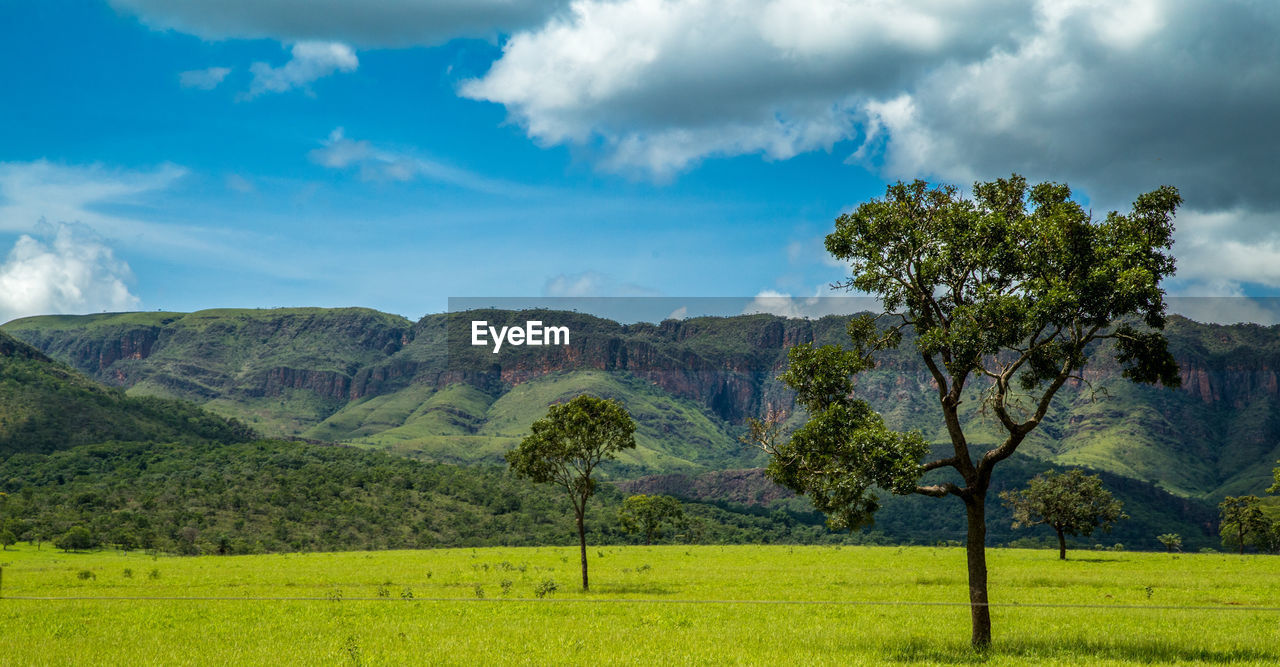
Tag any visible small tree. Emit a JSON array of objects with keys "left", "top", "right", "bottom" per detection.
[
  {"left": 1157, "top": 533, "right": 1183, "bottom": 553},
  {"left": 618, "top": 495, "right": 684, "bottom": 545},
  {"left": 0, "top": 528, "right": 16, "bottom": 550},
  {"left": 1218, "top": 496, "right": 1271, "bottom": 554},
  {"left": 55, "top": 525, "right": 96, "bottom": 552},
  {"left": 506, "top": 394, "right": 636, "bottom": 591},
  {"left": 999, "top": 469, "right": 1126, "bottom": 560}
]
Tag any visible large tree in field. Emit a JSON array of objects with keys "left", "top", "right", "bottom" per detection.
[
  {"left": 765, "top": 175, "right": 1182, "bottom": 648},
  {"left": 506, "top": 394, "right": 635, "bottom": 591},
  {"left": 999, "top": 469, "right": 1126, "bottom": 560}
]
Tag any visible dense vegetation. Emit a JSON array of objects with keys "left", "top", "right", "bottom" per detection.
[
  {"left": 0, "top": 439, "right": 845, "bottom": 555},
  {"left": 0, "top": 331, "right": 255, "bottom": 456}
]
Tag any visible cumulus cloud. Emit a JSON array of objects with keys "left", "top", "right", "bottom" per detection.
[
  {"left": 858, "top": 1, "right": 1280, "bottom": 213},
  {"left": 0, "top": 224, "right": 140, "bottom": 324},
  {"left": 179, "top": 66, "right": 231, "bottom": 90},
  {"left": 460, "top": 0, "right": 1280, "bottom": 297},
  {"left": 309, "top": 128, "right": 540, "bottom": 196},
  {"left": 110, "top": 0, "right": 570, "bottom": 47},
  {"left": 743, "top": 290, "right": 879, "bottom": 319},
  {"left": 461, "top": 0, "right": 1032, "bottom": 178},
  {"left": 245, "top": 41, "right": 357, "bottom": 98}
]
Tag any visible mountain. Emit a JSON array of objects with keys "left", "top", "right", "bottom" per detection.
[
  {"left": 0, "top": 329, "right": 255, "bottom": 455},
  {"left": 0, "top": 323, "right": 833, "bottom": 553},
  {"left": 6, "top": 308, "right": 1280, "bottom": 499}
]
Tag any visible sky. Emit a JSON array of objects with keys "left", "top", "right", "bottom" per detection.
[{"left": 1, "top": 0, "right": 1279, "bottom": 324}]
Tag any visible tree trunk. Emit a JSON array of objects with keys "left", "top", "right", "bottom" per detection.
[
  {"left": 1056, "top": 526, "right": 1067, "bottom": 560},
  {"left": 964, "top": 497, "right": 991, "bottom": 649},
  {"left": 577, "top": 510, "right": 589, "bottom": 591}
]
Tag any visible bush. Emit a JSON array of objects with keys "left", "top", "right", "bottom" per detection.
[
  {"left": 55, "top": 526, "right": 95, "bottom": 552},
  {"left": 534, "top": 579, "right": 558, "bottom": 598}
]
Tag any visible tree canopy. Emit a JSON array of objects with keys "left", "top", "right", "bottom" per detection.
[
  {"left": 769, "top": 174, "right": 1181, "bottom": 648},
  {"left": 999, "top": 469, "right": 1126, "bottom": 559},
  {"left": 1218, "top": 496, "right": 1273, "bottom": 554},
  {"left": 506, "top": 394, "right": 636, "bottom": 590},
  {"left": 618, "top": 494, "right": 685, "bottom": 545}
]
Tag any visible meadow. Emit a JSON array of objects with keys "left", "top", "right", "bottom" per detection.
[{"left": 2, "top": 544, "right": 1278, "bottom": 665}]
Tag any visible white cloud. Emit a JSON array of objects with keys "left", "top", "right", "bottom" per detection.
[
  {"left": 1167, "top": 208, "right": 1280, "bottom": 294},
  {"left": 1166, "top": 295, "right": 1280, "bottom": 326},
  {"left": 0, "top": 160, "right": 299, "bottom": 278},
  {"left": 179, "top": 66, "right": 231, "bottom": 90},
  {"left": 460, "top": 0, "right": 1280, "bottom": 298},
  {"left": 743, "top": 289, "right": 880, "bottom": 319},
  {"left": 461, "top": 0, "right": 1031, "bottom": 178},
  {"left": 854, "top": 1, "right": 1280, "bottom": 215},
  {"left": 544, "top": 270, "right": 606, "bottom": 297},
  {"left": 0, "top": 224, "right": 140, "bottom": 324},
  {"left": 309, "top": 128, "right": 540, "bottom": 196},
  {"left": 0, "top": 160, "right": 188, "bottom": 237},
  {"left": 110, "top": 0, "right": 569, "bottom": 47},
  {"left": 245, "top": 41, "right": 357, "bottom": 98}
]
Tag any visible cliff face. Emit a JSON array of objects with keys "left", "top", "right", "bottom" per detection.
[
  {"left": 6, "top": 308, "right": 1280, "bottom": 497},
  {"left": 4, "top": 308, "right": 414, "bottom": 402}
]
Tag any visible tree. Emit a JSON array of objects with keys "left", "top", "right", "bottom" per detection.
[
  {"left": 506, "top": 394, "right": 636, "bottom": 591},
  {"left": 998, "top": 469, "right": 1126, "bottom": 560},
  {"left": 765, "top": 176, "right": 1181, "bottom": 648},
  {"left": 1218, "top": 496, "right": 1271, "bottom": 554},
  {"left": 55, "top": 525, "right": 96, "bottom": 552},
  {"left": 1157, "top": 533, "right": 1183, "bottom": 553},
  {"left": 618, "top": 495, "right": 684, "bottom": 545},
  {"left": 0, "top": 528, "right": 15, "bottom": 550}
]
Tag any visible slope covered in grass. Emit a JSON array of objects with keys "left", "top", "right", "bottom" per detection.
[
  {"left": 307, "top": 371, "right": 760, "bottom": 476},
  {"left": 0, "top": 330, "right": 254, "bottom": 455}
]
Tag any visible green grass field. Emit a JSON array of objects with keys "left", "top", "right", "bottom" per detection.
[{"left": 2, "top": 544, "right": 1278, "bottom": 664}]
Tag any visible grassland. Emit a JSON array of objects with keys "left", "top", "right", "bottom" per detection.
[{"left": 2, "top": 544, "right": 1278, "bottom": 664}]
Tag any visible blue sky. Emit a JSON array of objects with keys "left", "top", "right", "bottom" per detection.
[{"left": 2, "top": 1, "right": 1279, "bottom": 323}]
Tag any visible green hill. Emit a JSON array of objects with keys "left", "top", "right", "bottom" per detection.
[
  {"left": 306, "top": 371, "right": 763, "bottom": 476},
  {"left": 0, "top": 330, "right": 254, "bottom": 455},
  {"left": 0, "top": 439, "right": 838, "bottom": 554},
  {"left": 6, "top": 308, "right": 1280, "bottom": 499}
]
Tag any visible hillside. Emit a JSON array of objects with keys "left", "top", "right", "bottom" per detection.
[
  {"left": 0, "top": 438, "right": 852, "bottom": 554},
  {"left": 6, "top": 308, "right": 1280, "bottom": 498},
  {"left": 617, "top": 456, "right": 1221, "bottom": 551},
  {"left": 0, "top": 329, "right": 255, "bottom": 455}
]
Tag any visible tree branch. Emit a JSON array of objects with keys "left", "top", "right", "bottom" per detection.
[{"left": 914, "top": 482, "right": 965, "bottom": 498}]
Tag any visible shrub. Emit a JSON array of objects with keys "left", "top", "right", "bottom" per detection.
[
  {"left": 534, "top": 579, "right": 558, "bottom": 598},
  {"left": 56, "top": 526, "right": 95, "bottom": 552}
]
